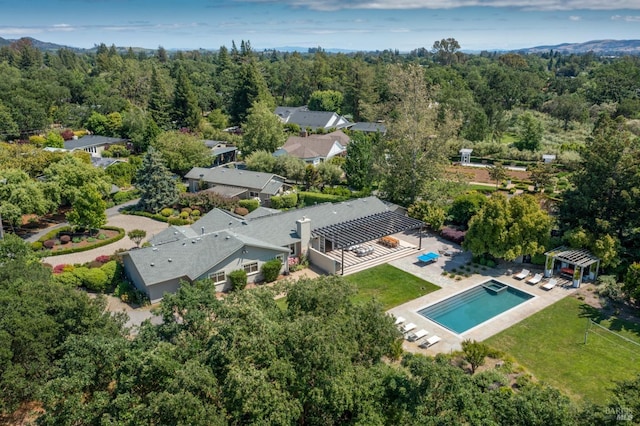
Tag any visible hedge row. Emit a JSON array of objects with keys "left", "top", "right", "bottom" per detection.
[
  {"left": 123, "top": 209, "right": 192, "bottom": 226},
  {"left": 299, "top": 191, "right": 349, "bottom": 206},
  {"left": 35, "top": 226, "right": 125, "bottom": 256},
  {"left": 52, "top": 260, "right": 122, "bottom": 292}
]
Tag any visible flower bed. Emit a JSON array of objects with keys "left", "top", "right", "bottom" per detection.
[{"left": 33, "top": 226, "right": 125, "bottom": 256}]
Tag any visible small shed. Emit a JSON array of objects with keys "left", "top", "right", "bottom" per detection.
[
  {"left": 544, "top": 246, "right": 600, "bottom": 288},
  {"left": 460, "top": 148, "right": 473, "bottom": 165},
  {"left": 542, "top": 154, "right": 556, "bottom": 163}
]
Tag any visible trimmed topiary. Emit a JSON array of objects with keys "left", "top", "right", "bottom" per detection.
[
  {"left": 238, "top": 199, "right": 259, "bottom": 212},
  {"left": 60, "top": 235, "right": 71, "bottom": 244},
  {"left": 261, "top": 258, "right": 282, "bottom": 283},
  {"left": 229, "top": 269, "right": 247, "bottom": 291},
  {"left": 160, "top": 208, "right": 174, "bottom": 217},
  {"left": 44, "top": 239, "right": 56, "bottom": 249}
]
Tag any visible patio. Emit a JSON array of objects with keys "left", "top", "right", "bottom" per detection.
[{"left": 386, "top": 253, "right": 578, "bottom": 355}]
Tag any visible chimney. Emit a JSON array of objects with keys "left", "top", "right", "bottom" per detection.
[
  {"left": 296, "top": 216, "right": 311, "bottom": 255},
  {"left": 300, "top": 129, "right": 308, "bottom": 137}
]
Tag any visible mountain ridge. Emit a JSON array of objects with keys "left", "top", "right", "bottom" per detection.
[{"left": 1, "top": 36, "right": 640, "bottom": 55}]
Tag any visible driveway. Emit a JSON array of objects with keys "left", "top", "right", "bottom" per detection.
[{"left": 42, "top": 213, "right": 169, "bottom": 266}]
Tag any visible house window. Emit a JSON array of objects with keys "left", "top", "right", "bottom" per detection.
[
  {"left": 287, "top": 243, "right": 297, "bottom": 256},
  {"left": 208, "top": 271, "right": 226, "bottom": 284},
  {"left": 249, "top": 191, "right": 259, "bottom": 197},
  {"left": 275, "top": 254, "right": 284, "bottom": 262},
  {"left": 244, "top": 262, "right": 259, "bottom": 275}
]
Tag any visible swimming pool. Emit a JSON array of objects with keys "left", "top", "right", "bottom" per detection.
[{"left": 417, "top": 280, "right": 534, "bottom": 334}]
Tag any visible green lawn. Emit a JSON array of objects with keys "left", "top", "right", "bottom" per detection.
[
  {"left": 487, "top": 297, "right": 640, "bottom": 403},
  {"left": 276, "top": 264, "right": 440, "bottom": 312},
  {"left": 344, "top": 264, "right": 440, "bottom": 310}
]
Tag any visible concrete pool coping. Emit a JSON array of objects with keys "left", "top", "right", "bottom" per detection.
[{"left": 386, "top": 250, "right": 578, "bottom": 355}]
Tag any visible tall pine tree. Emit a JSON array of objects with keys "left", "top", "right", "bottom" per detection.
[
  {"left": 171, "top": 66, "right": 201, "bottom": 130},
  {"left": 136, "top": 147, "right": 180, "bottom": 213},
  {"left": 148, "top": 66, "right": 171, "bottom": 130}
]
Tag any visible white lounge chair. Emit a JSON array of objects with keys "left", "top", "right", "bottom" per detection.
[
  {"left": 542, "top": 278, "right": 557, "bottom": 291},
  {"left": 420, "top": 335, "right": 442, "bottom": 348},
  {"left": 514, "top": 269, "right": 530, "bottom": 280},
  {"left": 527, "top": 273, "right": 543, "bottom": 285},
  {"left": 401, "top": 322, "right": 416, "bottom": 333},
  {"left": 407, "top": 329, "right": 429, "bottom": 342},
  {"left": 394, "top": 316, "right": 406, "bottom": 326}
]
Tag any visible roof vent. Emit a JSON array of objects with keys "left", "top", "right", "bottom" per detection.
[
  {"left": 196, "top": 237, "right": 201, "bottom": 241},
  {"left": 152, "top": 247, "right": 158, "bottom": 251},
  {"left": 192, "top": 240, "right": 196, "bottom": 244},
  {"left": 150, "top": 262, "right": 154, "bottom": 266},
  {"left": 168, "top": 258, "right": 172, "bottom": 262},
  {"left": 225, "top": 235, "right": 231, "bottom": 240}
]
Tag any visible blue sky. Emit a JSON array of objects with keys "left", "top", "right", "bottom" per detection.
[{"left": 1, "top": 0, "right": 639, "bottom": 51}]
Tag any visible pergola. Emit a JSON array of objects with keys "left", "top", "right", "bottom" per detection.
[
  {"left": 544, "top": 246, "right": 600, "bottom": 287},
  {"left": 312, "top": 211, "right": 425, "bottom": 275}
]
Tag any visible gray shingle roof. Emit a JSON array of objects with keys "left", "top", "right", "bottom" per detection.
[
  {"left": 287, "top": 110, "right": 352, "bottom": 130},
  {"left": 184, "top": 167, "right": 283, "bottom": 191},
  {"left": 244, "top": 207, "right": 281, "bottom": 219},
  {"left": 350, "top": 122, "right": 387, "bottom": 134},
  {"left": 127, "top": 196, "right": 392, "bottom": 287},
  {"left": 64, "top": 135, "right": 126, "bottom": 150},
  {"left": 279, "top": 135, "right": 344, "bottom": 160},
  {"left": 128, "top": 229, "right": 288, "bottom": 286}
]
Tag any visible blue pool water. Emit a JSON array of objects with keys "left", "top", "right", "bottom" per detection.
[{"left": 417, "top": 280, "right": 534, "bottom": 334}]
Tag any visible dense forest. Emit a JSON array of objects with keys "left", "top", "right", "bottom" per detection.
[{"left": 1, "top": 38, "right": 640, "bottom": 423}]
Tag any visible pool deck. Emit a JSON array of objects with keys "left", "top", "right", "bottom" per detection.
[{"left": 386, "top": 232, "right": 577, "bottom": 355}]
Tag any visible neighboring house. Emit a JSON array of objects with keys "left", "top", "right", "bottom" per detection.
[
  {"left": 184, "top": 166, "right": 288, "bottom": 205},
  {"left": 63, "top": 135, "right": 127, "bottom": 157},
  {"left": 123, "top": 196, "right": 424, "bottom": 302},
  {"left": 350, "top": 122, "right": 387, "bottom": 135},
  {"left": 275, "top": 106, "right": 352, "bottom": 131},
  {"left": 274, "top": 130, "right": 350, "bottom": 165},
  {"left": 204, "top": 140, "right": 238, "bottom": 166}
]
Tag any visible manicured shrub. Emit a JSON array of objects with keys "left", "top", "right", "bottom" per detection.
[
  {"left": 281, "top": 193, "right": 298, "bottom": 209},
  {"left": 98, "top": 234, "right": 106, "bottom": 240},
  {"left": 31, "top": 241, "right": 43, "bottom": 251},
  {"left": 100, "top": 260, "right": 121, "bottom": 288},
  {"left": 72, "top": 237, "right": 82, "bottom": 243},
  {"left": 60, "top": 235, "right": 71, "bottom": 244},
  {"left": 239, "top": 199, "right": 259, "bottom": 212},
  {"left": 261, "top": 259, "right": 282, "bottom": 283},
  {"left": 53, "top": 264, "right": 68, "bottom": 274},
  {"left": 167, "top": 217, "right": 190, "bottom": 226},
  {"left": 486, "top": 259, "right": 497, "bottom": 268},
  {"left": 181, "top": 207, "right": 192, "bottom": 214},
  {"left": 179, "top": 211, "right": 190, "bottom": 219},
  {"left": 95, "top": 255, "right": 111, "bottom": 264},
  {"left": 190, "top": 209, "right": 201, "bottom": 217},
  {"left": 44, "top": 240, "right": 56, "bottom": 249},
  {"left": 52, "top": 272, "right": 81, "bottom": 287},
  {"left": 160, "top": 208, "right": 174, "bottom": 217},
  {"left": 74, "top": 267, "right": 108, "bottom": 292},
  {"left": 234, "top": 207, "right": 249, "bottom": 216},
  {"left": 440, "top": 227, "right": 466, "bottom": 244},
  {"left": 228, "top": 269, "right": 247, "bottom": 291},
  {"left": 270, "top": 195, "right": 284, "bottom": 209}
]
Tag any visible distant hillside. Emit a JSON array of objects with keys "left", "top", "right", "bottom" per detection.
[
  {"left": 516, "top": 39, "right": 640, "bottom": 55},
  {"left": 2, "top": 36, "right": 640, "bottom": 56}
]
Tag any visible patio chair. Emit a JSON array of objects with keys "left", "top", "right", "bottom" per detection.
[
  {"left": 419, "top": 335, "right": 442, "bottom": 348},
  {"left": 514, "top": 269, "right": 530, "bottom": 280},
  {"left": 527, "top": 273, "right": 543, "bottom": 285},
  {"left": 407, "top": 329, "right": 429, "bottom": 342},
  {"left": 541, "top": 278, "right": 558, "bottom": 291},
  {"left": 401, "top": 322, "right": 416, "bottom": 333},
  {"left": 394, "top": 316, "right": 406, "bottom": 326}
]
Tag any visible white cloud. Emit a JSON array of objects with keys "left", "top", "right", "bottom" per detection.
[
  {"left": 237, "top": 0, "right": 640, "bottom": 11},
  {"left": 568, "top": 15, "right": 581, "bottom": 21},
  {"left": 611, "top": 14, "right": 640, "bottom": 21}
]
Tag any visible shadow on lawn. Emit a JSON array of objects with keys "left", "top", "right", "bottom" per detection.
[{"left": 579, "top": 303, "right": 640, "bottom": 337}]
